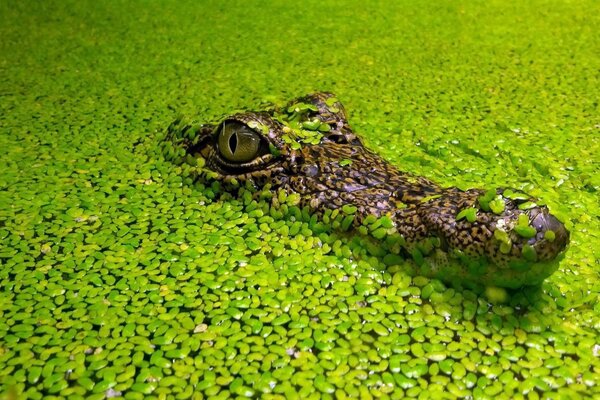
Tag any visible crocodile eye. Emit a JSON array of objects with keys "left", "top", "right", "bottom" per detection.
[{"left": 217, "top": 122, "right": 261, "bottom": 163}]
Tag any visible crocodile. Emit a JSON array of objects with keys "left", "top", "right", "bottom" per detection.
[{"left": 162, "top": 92, "right": 569, "bottom": 289}]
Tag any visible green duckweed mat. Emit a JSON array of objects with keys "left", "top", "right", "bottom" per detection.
[{"left": 1, "top": 0, "right": 599, "bottom": 399}]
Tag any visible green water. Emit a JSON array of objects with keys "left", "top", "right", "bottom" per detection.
[{"left": 1, "top": 1, "right": 598, "bottom": 398}]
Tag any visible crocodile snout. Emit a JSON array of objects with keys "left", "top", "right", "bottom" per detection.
[{"left": 529, "top": 207, "right": 570, "bottom": 260}]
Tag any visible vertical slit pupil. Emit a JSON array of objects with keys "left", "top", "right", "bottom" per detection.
[{"left": 229, "top": 132, "right": 238, "bottom": 153}]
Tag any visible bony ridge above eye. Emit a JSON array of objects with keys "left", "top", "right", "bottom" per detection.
[{"left": 217, "top": 121, "right": 261, "bottom": 163}]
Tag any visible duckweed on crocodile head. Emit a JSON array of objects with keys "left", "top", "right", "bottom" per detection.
[{"left": 1, "top": 0, "right": 599, "bottom": 399}]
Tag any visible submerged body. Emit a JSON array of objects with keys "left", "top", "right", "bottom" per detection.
[{"left": 163, "top": 92, "right": 569, "bottom": 289}]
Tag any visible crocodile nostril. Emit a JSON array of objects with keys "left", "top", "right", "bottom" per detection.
[{"left": 530, "top": 208, "right": 570, "bottom": 251}]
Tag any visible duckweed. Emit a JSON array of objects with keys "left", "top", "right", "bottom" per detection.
[
  {"left": 1, "top": 0, "right": 599, "bottom": 399},
  {"left": 456, "top": 207, "right": 478, "bottom": 223}
]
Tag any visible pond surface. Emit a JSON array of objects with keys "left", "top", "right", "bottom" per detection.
[{"left": 0, "top": 0, "right": 598, "bottom": 398}]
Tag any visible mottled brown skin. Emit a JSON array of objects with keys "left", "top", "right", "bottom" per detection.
[{"left": 166, "top": 92, "right": 569, "bottom": 285}]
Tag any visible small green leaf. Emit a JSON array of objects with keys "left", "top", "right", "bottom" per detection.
[
  {"left": 247, "top": 120, "right": 269, "bottom": 134},
  {"left": 302, "top": 119, "right": 321, "bottom": 130},
  {"left": 499, "top": 242, "right": 512, "bottom": 254},
  {"left": 341, "top": 215, "right": 354, "bottom": 231},
  {"left": 478, "top": 189, "right": 496, "bottom": 211},
  {"left": 514, "top": 213, "right": 536, "bottom": 238},
  {"left": 503, "top": 189, "right": 529, "bottom": 201},
  {"left": 325, "top": 97, "right": 339, "bottom": 107},
  {"left": 514, "top": 225, "right": 536, "bottom": 238},
  {"left": 318, "top": 123, "right": 331, "bottom": 132},
  {"left": 494, "top": 228, "right": 512, "bottom": 253},
  {"left": 269, "top": 143, "right": 281, "bottom": 156},
  {"left": 342, "top": 204, "right": 357, "bottom": 214},
  {"left": 489, "top": 197, "right": 505, "bottom": 214},
  {"left": 485, "top": 286, "right": 508, "bottom": 303},
  {"left": 522, "top": 244, "right": 538, "bottom": 261},
  {"left": 339, "top": 159, "right": 352, "bottom": 166},
  {"left": 287, "top": 102, "right": 318, "bottom": 113},
  {"left": 411, "top": 248, "right": 424, "bottom": 266},
  {"left": 380, "top": 216, "right": 394, "bottom": 229},
  {"left": 372, "top": 227, "right": 388, "bottom": 240},
  {"left": 518, "top": 201, "right": 537, "bottom": 210},
  {"left": 544, "top": 230, "right": 556, "bottom": 242},
  {"left": 420, "top": 194, "right": 442, "bottom": 203},
  {"left": 456, "top": 208, "right": 477, "bottom": 223},
  {"left": 517, "top": 214, "right": 529, "bottom": 226},
  {"left": 395, "top": 201, "right": 408, "bottom": 210}
]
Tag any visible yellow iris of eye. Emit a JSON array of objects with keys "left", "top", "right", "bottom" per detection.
[{"left": 218, "top": 122, "right": 261, "bottom": 163}]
